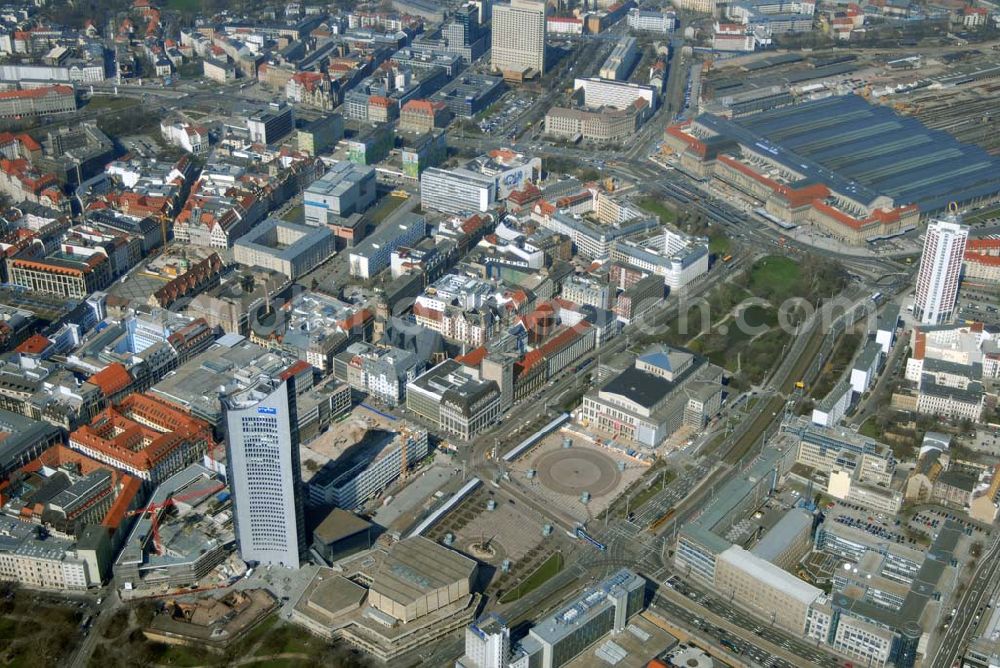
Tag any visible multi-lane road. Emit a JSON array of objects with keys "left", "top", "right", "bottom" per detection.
[{"left": 931, "top": 533, "right": 1000, "bottom": 668}]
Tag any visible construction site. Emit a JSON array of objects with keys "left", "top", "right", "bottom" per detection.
[
  {"left": 302, "top": 406, "right": 431, "bottom": 513},
  {"left": 115, "top": 463, "right": 237, "bottom": 594}
]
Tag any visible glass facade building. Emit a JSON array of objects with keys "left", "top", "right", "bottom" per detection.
[{"left": 225, "top": 378, "right": 306, "bottom": 568}]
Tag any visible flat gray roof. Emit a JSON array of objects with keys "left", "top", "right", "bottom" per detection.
[
  {"left": 751, "top": 508, "right": 813, "bottom": 563},
  {"left": 370, "top": 536, "right": 476, "bottom": 605}
]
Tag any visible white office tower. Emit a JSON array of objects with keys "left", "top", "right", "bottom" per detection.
[
  {"left": 457, "top": 614, "right": 510, "bottom": 668},
  {"left": 913, "top": 212, "right": 968, "bottom": 325},
  {"left": 225, "top": 377, "right": 306, "bottom": 568},
  {"left": 492, "top": 0, "right": 547, "bottom": 77}
]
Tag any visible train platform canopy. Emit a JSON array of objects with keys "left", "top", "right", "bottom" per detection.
[{"left": 695, "top": 94, "right": 1000, "bottom": 214}]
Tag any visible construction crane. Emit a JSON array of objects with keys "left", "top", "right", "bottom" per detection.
[{"left": 127, "top": 480, "right": 226, "bottom": 555}]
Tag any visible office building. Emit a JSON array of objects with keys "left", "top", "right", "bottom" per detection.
[
  {"left": 346, "top": 123, "right": 394, "bottom": 166},
  {"left": 400, "top": 99, "right": 450, "bottom": 133},
  {"left": 297, "top": 114, "right": 344, "bottom": 156},
  {"left": 547, "top": 16, "right": 584, "bottom": 34},
  {"left": 247, "top": 102, "right": 295, "bottom": 145},
  {"left": 332, "top": 343, "right": 425, "bottom": 406},
  {"left": 674, "top": 447, "right": 785, "bottom": 585},
  {"left": 406, "top": 359, "right": 501, "bottom": 439},
  {"left": 875, "top": 305, "right": 900, "bottom": 355},
  {"left": 349, "top": 213, "right": 427, "bottom": 279},
  {"left": 574, "top": 78, "right": 657, "bottom": 111},
  {"left": 401, "top": 130, "right": 447, "bottom": 180},
  {"left": 715, "top": 545, "right": 823, "bottom": 634},
  {"left": 0, "top": 514, "right": 106, "bottom": 590},
  {"left": 913, "top": 214, "right": 968, "bottom": 325},
  {"left": 515, "top": 569, "right": 645, "bottom": 668},
  {"left": 0, "top": 85, "right": 76, "bottom": 118},
  {"left": 443, "top": 3, "right": 489, "bottom": 61},
  {"left": 811, "top": 379, "right": 853, "bottom": 428},
  {"left": 304, "top": 162, "right": 377, "bottom": 225},
  {"left": 9, "top": 251, "right": 113, "bottom": 300},
  {"left": 433, "top": 74, "right": 505, "bottom": 118},
  {"left": 306, "top": 426, "right": 428, "bottom": 508},
  {"left": 465, "top": 148, "right": 542, "bottom": 199},
  {"left": 537, "top": 210, "right": 658, "bottom": 259},
  {"left": 610, "top": 228, "right": 710, "bottom": 290},
  {"left": 545, "top": 105, "right": 649, "bottom": 143},
  {"left": 813, "top": 522, "right": 962, "bottom": 668},
  {"left": 0, "top": 409, "right": 65, "bottom": 477},
  {"left": 420, "top": 167, "right": 496, "bottom": 214},
  {"left": 562, "top": 275, "right": 612, "bottom": 310},
  {"left": 850, "top": 340, "right": 882, "bottom": 395},
  {"left": 234, "top": 218, "right": 335, "bottom": 280},
  {"left": 785, "top": 417, "right": 896, "bottom": 487},
  {"left": 224, "top": 378, "right": 306, "bottom": 568},
  {"left": 458, "top": 614, "right": 511, "bottom": 668},
  {"left": 599, "top": 37, "right": 639, "bottom": 81},
  {"left": 627, "top": 8, "right": 677, "bottom": 32},
  {"left": 671, "top": 0, "right": 720, "bottom": 12},
  {"left": 492, "top": 0, "right": 547, "bottom": 78}
]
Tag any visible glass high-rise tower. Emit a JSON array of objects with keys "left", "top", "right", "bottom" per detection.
[{"left": 225, "top": 377, "right": 306, "bottom": 568}]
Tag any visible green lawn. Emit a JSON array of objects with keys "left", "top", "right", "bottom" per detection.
[
  {"left": 637, "top": 197, "right": 677, "bottom": 225},
  {"left": 859, "top": 417, "right": 881, "bottom": 439},
  {"left": 709, "top": 234, "right": 731, "bottom": 255},
  {"left": 739, "top": 303, "right": 777, "bottom": 329},
  {"left": 500, "top": 552, "right": 564, "bottom": 603},
  {"left": 166, "top": 0, "right": 201, "bottom": 12},
  {"left": 153, "top": 644, "right": 218, "bottom": 667},
  {"left": 0, "top": 592, "right": 83, "bottom": 666},
  {"left": 748, "top": 255, "right": 800, "bottom": 288},
  {"left": 84, "top": 96, "right": 139, "bottom": 112}
]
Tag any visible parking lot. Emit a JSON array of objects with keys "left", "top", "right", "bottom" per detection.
[
  {"left": 826, "top": 500, "right": 920, "bottom": 547},
  {"left": 478, "top": 93, "right": 536, "bottom": 137},
  {"left": 912, "top": 507, "right": 989, "bottom": 538}
]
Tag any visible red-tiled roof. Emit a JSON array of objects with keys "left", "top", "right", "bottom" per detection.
[
  {"left": 402, "top": 99, "right": 445, "bottom": 115},
  {"left": 413, "top": 302, "right": 443, "bottom": 321},
  {"left": 966, "top": 251, "right": 1000, "bottom": 267},
  {"left": 88, "top": 363, "right": 132, "bottom": 397},
  {"left": 538, "top": 322, "right": 592, "bottom": 357},
  {"left": 456, "top": 346, "right": 488, "bottom": 367},
  {"left": 339, "top": 308, "right": 373, "bottom": 332},
  {"left": 0, "top": 85, "right": 73, "bottom": 100},
  {"left": 279, "top": 359, "right": 312, "bottom": 381},
  {"left": 664, "top": 123, "right": 707, "bottom": 157},
  {"left": 516, "top": 348, "right": 546, "bottom": 375},
  {"left": 967, "top": 238, "right": 1000, "bottom": 252},
  {"left": 15, "top": 333, "right": 50, "bottom": 355}
]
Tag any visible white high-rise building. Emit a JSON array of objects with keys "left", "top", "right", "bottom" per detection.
[
  {"left": 225, "top": 378, "right": 306, "bottom": 568},
  {"left": 491, "top": 0, "right": 547, "bottom": 77},
  {"left": 456, "top": 614, "right": 510, "bottom": 668},
  {"left": 913, "top": 212, "right": 968, "bottom": 325}
]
